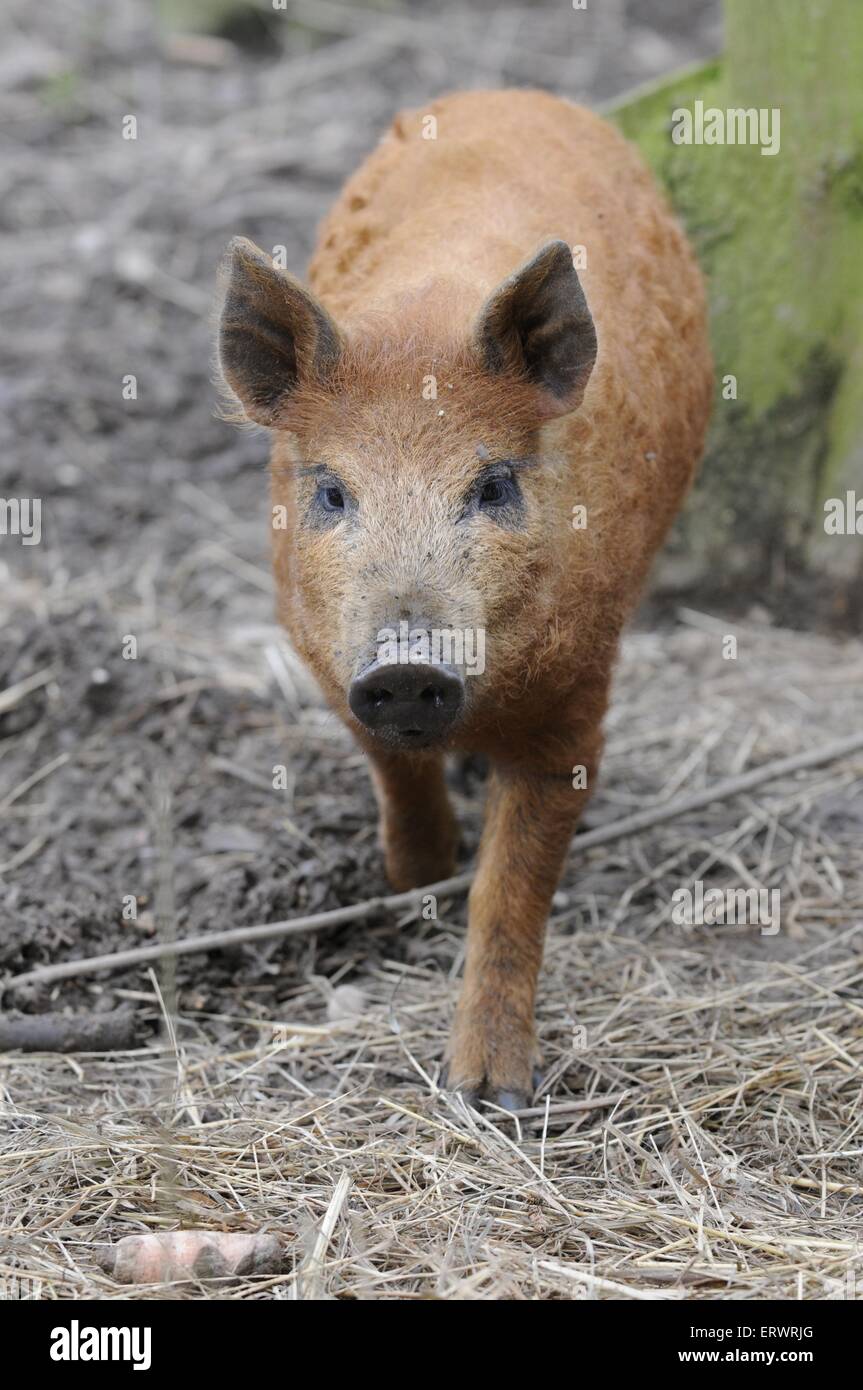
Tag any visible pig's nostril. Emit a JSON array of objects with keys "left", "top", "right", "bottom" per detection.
[{"left": 348, "top": 661, "right": 465, "bottom": 745}]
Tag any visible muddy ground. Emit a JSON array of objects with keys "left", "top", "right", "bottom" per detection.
[{"left": 1, "top": 0, "right": 724, "bottom": 1011}]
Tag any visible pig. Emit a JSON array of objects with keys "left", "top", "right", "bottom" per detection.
[{"left": 218, "top": 89, "right": 713, "bottom": 1109}]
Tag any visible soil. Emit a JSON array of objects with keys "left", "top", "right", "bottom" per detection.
[{"left": 0, "top": 0, "right": 724, "bottom": 1017}]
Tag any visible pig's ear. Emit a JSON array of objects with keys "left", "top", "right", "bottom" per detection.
[
  {"left": 474, "top": 240, "right": 597, "bottom": 419},
  {"left": 218, "top": 237, "right": 342, "bottom": 427}
]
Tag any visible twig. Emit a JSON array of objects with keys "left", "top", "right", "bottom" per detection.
[
  {"left": 0, "top": 1008, "right": 137, "bottom": 1053},
  {"left": 6, "top": 876, "right": 472, "bottom": 992},
  {"left": 0, "top": 667, "right": 54, "bottom": 716},
  {"left": 514, "top": 1091, "right": 630, "bottom": 1119},
  {"left": 0, "top": 752, "right": 70, "bottom": 814},
  {"left": 6, "top": 730, "right": 863, "bottom": 992}
]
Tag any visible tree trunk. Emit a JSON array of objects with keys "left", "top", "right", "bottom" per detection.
[{"left": 611, "top": 0, "right": 863, "bottom": 622}]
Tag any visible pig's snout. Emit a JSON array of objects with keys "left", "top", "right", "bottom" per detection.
[{"left": 349, "top": 660, "right": 464, "bottom": 748}]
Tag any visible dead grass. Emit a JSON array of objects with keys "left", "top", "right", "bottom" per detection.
[{"left": 2, "top": 616, "right": 862, "bottom": 1301}]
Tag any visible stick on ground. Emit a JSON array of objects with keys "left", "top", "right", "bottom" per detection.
[
  {"left": 5, "top": 730, "right": 863, "bottom": 993},
  {"left": 0, "top": 1008, "right": 137, "bottom": 1052}
]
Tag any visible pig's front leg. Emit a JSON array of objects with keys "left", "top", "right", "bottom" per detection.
[
  {"left": 366, "top": 747, "right": 459, "bottom": 892},
  {"left": 445, "top": 748, "right": 599, "bottom": 1109}
]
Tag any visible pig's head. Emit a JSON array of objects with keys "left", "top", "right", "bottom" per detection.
[{"left": 218, "top": 237, "right": 597, "bottom": 751}]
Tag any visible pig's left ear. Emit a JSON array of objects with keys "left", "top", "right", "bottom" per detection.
[
  {"left": 218, "top": 236, "right": 342, "bottom": 427},
  {"left": 474, "top": 240, "right": 597, "bottom": 419}
]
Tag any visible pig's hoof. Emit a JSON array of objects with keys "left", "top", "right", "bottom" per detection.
[
  {"left": 443, "top": 1044, "right": 536, "bottom": 1113},
  {"left": 445, "top": 1075, "right": 528, "bottom": 1113},
  {"left": 491, "top": 1089, "right": 529, "bottom": 1113},
  {"left": 443, "top": 1000, "right": 539, "bottom": 1112}
]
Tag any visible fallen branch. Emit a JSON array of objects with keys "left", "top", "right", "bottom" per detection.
[
  {"left": 6, "top": 730, "right": 863, "bottom": 993},
  {"left": 0, "top": 1008, "right": 137, "bottom": 1052}
]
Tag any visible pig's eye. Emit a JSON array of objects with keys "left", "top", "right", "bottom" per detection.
[
  {"left": 321, "top": 485, "right": 345, "bottom": 511},
  {"left": 479, "top": 478, "right": 507, "bottom": 506},
  {"left": 307, "top": 475, "right": 353, "bottom": 529},
  {"left": 476, "top": 472, "right": 520, "bottom": 512},
  {"left": 460, "top": 462, "right": 526, "bottom": 529}
]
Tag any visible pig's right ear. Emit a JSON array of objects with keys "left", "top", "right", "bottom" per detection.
[
  {"left": 218, "top": 237, "right": 342, "bottom": 427},
  {"left": 473, "top": 240, "right": 597, "bottom": 419}
]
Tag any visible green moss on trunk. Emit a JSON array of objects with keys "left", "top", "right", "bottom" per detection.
[{"left": 610, "top": 0, "right": 863, "bottom": 609}]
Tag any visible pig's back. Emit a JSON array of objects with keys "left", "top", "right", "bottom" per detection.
[
  {"left": 309, "top": 89, "right": 712, "bottom": 588},
  {"left": 310, "top": 89, "right": 698, "bottom": 342}
]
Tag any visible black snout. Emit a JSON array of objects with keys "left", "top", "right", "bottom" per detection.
[{"left": 348, "top": 661, "right": 464, "bottom": 747}]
